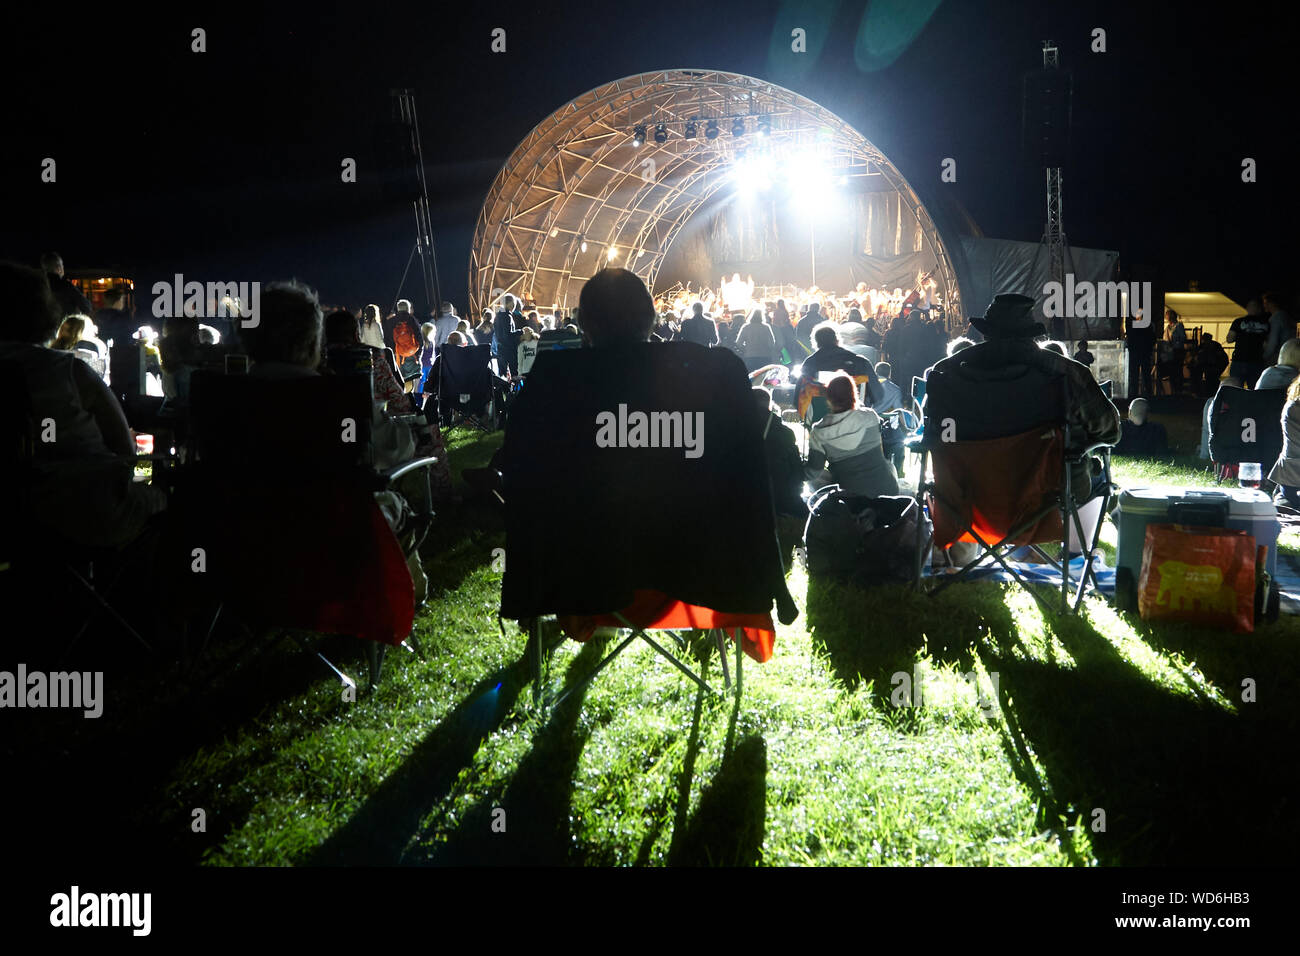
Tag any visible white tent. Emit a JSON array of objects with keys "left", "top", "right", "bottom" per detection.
[{"left": 1165, "top": 292, "right": 1247, "bottom": 358}]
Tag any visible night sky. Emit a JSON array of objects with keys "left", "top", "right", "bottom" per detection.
[{"left": 3, "top": 0, "right": 1294, "bottom": 314}]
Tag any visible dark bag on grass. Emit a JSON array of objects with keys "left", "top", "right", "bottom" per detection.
[{"left": 804, "top": 488, "right": 932, "bottom": 584}]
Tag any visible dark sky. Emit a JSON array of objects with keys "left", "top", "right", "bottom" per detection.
[{"left": 3, "top": 0, "right": 1294, "bottom": 312}]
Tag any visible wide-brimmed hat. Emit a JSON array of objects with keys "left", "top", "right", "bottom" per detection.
[{"left": 968, "top": 293, "right": 1043, "bottom": 338}]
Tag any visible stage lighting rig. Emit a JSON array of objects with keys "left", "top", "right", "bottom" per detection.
[
  {"left": 654, "top": 122, "right": 667, "bottom": 143},
  {"left": 732, "top": 116, "right": 746, "bottom": 137},
  {"left": 685, "top": 118, "right": 698, "bottom": 138},
  {"left": 705, "top": 119, "right": 719, "bottom": 139},
  {"left": 632, "top": 124, "right": 647, "bottom": 147}
]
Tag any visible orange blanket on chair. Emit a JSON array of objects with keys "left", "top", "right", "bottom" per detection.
[{"left": 558, "top": 589, "right": 776, "bottom": 663}]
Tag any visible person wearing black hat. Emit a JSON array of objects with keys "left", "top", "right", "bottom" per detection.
[{"left": 925, "top": 293, "right": 1121, "bottom": 500}]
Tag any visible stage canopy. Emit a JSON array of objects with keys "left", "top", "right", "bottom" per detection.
[{"left": 469, "top": 69, "right": 965, "bottom": 321}]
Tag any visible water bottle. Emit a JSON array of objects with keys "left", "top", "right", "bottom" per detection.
[{"left": 1239, "top": 462, "right": 1262, "bottom": 490}]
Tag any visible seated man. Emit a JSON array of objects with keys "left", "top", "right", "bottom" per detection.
[
  {"left": 499, "top": 267, "right": 798, "bottom": 649},
  {"left": 925, "top": 293, "right": 1121, "bottom": 499},
  {"left": 0, "top": 261, "right": 166, "bottom": 549},
  {"left": 1199, "top": 377, "right": 1242, "bottom": 459},
  {"left": 871, "top": 361, "right": 907, "bottom": 477},
  {"left": 799, "top": 323, "right": 883, "bottom": 406},
  {"left": 1115, "top": 397, "right": 1169, "bottom": 456}
]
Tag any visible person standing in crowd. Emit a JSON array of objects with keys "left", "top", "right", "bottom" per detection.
[
  {"left": 1125, "top": 310, "right": 1156, "bottom": 398},
  {"left": 475, "top": 308, "right": 495, "bottom": 342},
  {"left": 679, "top": 301, "right": 718, "bottom": 347},
  {"left": 795, "top": 302, "right": 823, "bottom": 356},
  {"left": 1165, "top": 308, "right": 1187, "bottom": 393},
  {"left": 1227, "top": 299, "right": 1270, "bottom": 386},
  {"left": 433, "top": 302, "right": 460, "bottom": 349},
  {"left": 770, "top": 298, "right": 798, "bottom": 365},
  {"left": 1263, "top": 291, "right": 1295, "bottom": 366},
  {"left": 417, "top": 322, "right": 437, "bottom": 395},
  {"left": 517, "top": 326, "right": 539, "bottom": 378},
  {"left": 736, "top": 307, "right": 778, "bottom": 371},
  {"left": 359, "top": 303, "right": 386, "bottom": 350},
  {"left": 1073, "top": 339, "right": 1095, "bottom": 368},
  {"left": 39, "top": 251, "right": 93, "bottom": 320},
  {"left": 493, "top": 294, "right": 519, "bottom": 377},
  {"left": 1192, "top": 332, "right": 1230, "bottom": 396},
  {"left": 93, "top": 285, "right": 136, "bottom": 351},
  {"left": 456, "top": 318, "right": 479, "bottom": 346},
  {"left": 385, "top": 299, "right": 423, "bottom": 380}
]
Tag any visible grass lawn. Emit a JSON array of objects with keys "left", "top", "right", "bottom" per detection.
[{"left": 10, "top": 420, "right": 1298, "bottom": 867}]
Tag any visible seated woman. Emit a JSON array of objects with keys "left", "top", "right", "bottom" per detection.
[
  {"left": 1268, "top": 375, "right": 1300, "bottom": 509},
  {"left": 1256, "top": 338, "right": 1300, "bottom": 391},
  {"left": 0, "top": 261, "right": 165, "bottom": 547},
  {"left": 805, "top": 372, "right": 900, "bottom": 498}
]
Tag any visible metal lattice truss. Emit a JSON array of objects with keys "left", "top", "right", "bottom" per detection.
[{"left": 469, "top": 69, "right": 963, "bottom": 320}]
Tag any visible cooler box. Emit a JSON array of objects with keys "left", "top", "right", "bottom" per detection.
[{"left": 1115, "top": 486, "right": 1278, "bottom": 610}]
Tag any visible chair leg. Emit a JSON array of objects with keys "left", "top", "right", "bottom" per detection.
[
  {"left": 715, "top": 629, "right": 731, "bottom": 690},
  {"left": 59, "top": 562, "right": 152, "bottom": 666},
  {"left": 734, "top": 627, "right": 743, "bottom": 698},
  {"left": 290, "top": 633, "right": 356, "bottom": 691},
  {"left": 366, "top": 641, "right": 386, "bottom": 688}
]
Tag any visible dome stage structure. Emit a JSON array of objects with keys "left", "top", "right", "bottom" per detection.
[{"left": 469, "top": 69, "right": 964, "bottom": 322}]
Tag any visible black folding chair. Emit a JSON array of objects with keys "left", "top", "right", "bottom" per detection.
[
  {"left": 1207, "top": 384, "right": 1286, "bottom": 484},
  {"left": 173, "top": 370, "right": 439, "bottom": 688},
  {"left": 499, "top": 342, "right": 798, "bottom": 708},
  {"left": 437, "top": 344, "right": 501, "bottom": 430}
]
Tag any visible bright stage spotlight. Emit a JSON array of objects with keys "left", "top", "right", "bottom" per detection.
[
  {"left": 732, "top": 116, "right": 746, "bottom": 137},
  {"left": 705, "top": 119, "right": 719, "bottom": 139},
  {"left": 653, "top": 123, "right": 667, "bottom": 143},
  {"left": 607, "top": 246, "right": 619, "bottom": 260},
  {"left": 784, "top": 153, "right": 837, "bottom": 212},
  {"left": 731, "top": 153, "right": 774, "bottom": 199},
  {"left": 632, "top": 124, "right": 647, "bottom": 147},
  {"left": 580, "top": 238, "right": 588, "bottom": 253}
]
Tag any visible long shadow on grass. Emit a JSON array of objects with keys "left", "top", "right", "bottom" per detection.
[
  {"left": 304, "top": 649, "right": 537, "bottom": 865},
  {"left": 414, "top": 640, "right": 606, "bottom": 865},
  {"left": 667, "top": 733, "right": 767, "bottom": 866},
  {"left": 806, "top": 576, "right": 1021, "bottom": 707},
  {"left": 988, "top": 613, "right": 1298, "bottom": 865}
]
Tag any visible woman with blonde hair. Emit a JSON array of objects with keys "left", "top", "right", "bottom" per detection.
[
  {"left": 1256, "top": 338, "right": 1300, "bottom": 391},
  {"left": 51, "top": 314, "right": 86, "bottom": 350}
]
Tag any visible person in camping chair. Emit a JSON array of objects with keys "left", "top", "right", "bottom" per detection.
[{"left": 925, "top": 293, "right": 1121, "bottom": 500}]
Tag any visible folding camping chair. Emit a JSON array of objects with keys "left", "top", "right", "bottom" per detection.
[
  {"left": 499, "top": 342, "right": 798, "bottom": 708},
  {"left": 1207, "top": 383, "right": 1286, "bottom": 486},
  {"left": 914, "top": 371, "right": 1114, "bottom": 615},
  {"left": 437, "top": 344, "right": 501, "bottom": 431},
  {"left": 172, "top": 370, "right": 439, "bottom": 688}
]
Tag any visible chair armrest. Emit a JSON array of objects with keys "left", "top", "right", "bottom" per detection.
[
  {"left": 378, "top": 455, "right": 440, "bottom": 485},
  {"left": 1066, "top": 440, "right": 1115, "bottom": 462}
]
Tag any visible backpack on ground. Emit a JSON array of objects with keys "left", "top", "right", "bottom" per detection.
[{"left": 803, "top": 487, "right": 932, "bottom": 584}]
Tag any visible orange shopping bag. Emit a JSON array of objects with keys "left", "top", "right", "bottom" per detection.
[{"left": 1137, "top": 524, "right": 1256, "bottom": 633}]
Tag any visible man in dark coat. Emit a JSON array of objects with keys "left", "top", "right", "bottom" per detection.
[
  {"left": 678, "top": 301, "right": 718, "bottom": 347},
  {"left": 926, "top": 293, "right": 1122, "bottom": 499},
  {"left": 493, "top": 293, "right": 519, "bottom": 376}
]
